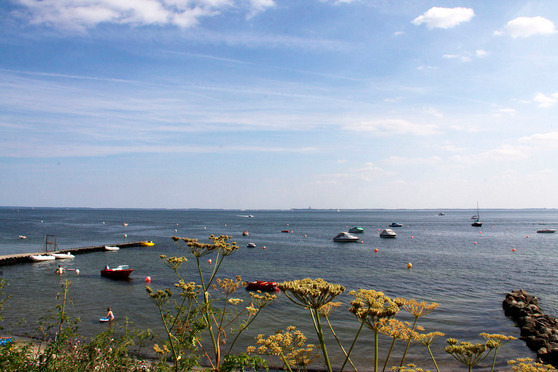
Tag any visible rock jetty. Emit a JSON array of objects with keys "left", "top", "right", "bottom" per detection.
[{"left": 503, "top": 289, "right": 558, "bottom": 367}]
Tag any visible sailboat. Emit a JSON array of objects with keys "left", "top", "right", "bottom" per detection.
[{"left": 472, "top": 203, "right": 482, "bottom": 227}]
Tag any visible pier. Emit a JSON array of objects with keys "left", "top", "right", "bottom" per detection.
[{"left": 0, "top": 241, "right": 152, "bottom": 266}]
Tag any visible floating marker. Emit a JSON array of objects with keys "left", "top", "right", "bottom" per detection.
[
  {"left": 526, "top": 235, "right": 529, "bottom": 238},
  {"left": 361, "top": 241, "right": 364, "bottom": 243},
  {"left": 407, "top": 263, "right": 413, "bottom": 269},
  {"left": 208, "top": 259, "right": 212, "bottom": 264},
  {"left": 474, "top": 241, "right": 478, "bottom": 245},
  {"left": 512, "top": 248, "right": 516, "bottom": 252},
  {"left": 145, "top": 276, "right": 151, "bottom": 283},
  {"left": 410, "top": 236, "right": 414, "bottom": 239},
  {"left": 75, "top": 269, "right": 80, "bottom": 275},
  {"left": 374, "top": 248, "right": 378, "bottom": 253},
  {"left": 263, "top": 246, "right": 266, "bottom": 250}
]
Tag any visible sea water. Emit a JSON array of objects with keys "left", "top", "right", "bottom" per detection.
[{"left": 0, "top": 208, "right": 557, "bottom": 370}]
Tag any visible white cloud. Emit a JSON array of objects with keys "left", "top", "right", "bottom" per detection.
[
  {"left": 383, "top": 155, "right": 442, "bottom": 166},
  {"left": 533, "top": 92, "right": 558, "bottom": 108},
  {"left": 12, "top": 0, "right": 276, "bottom": 31},
  {"left": 482, "top": 144, "right": 529, "bottom": 160},
  {"left": 495, "top": 16, "right": 555, "bottom": 38},
  {"left": 476, "top": 49, "right": 488, "bottom": 57},
  {"left": 342, "top": 119, "right": 439, "bottom": 136},
  {"left": 412, "top": 7, "right": 474, "bottom": 29},
  {"left": 519, "top": 131, "right": 558, "bottom": 148},
  {"left": 492, "top": 108, "right": 517, "bottom": 117}
]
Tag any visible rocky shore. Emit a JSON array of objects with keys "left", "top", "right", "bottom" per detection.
[{"left": 503, "top": 289, "right": 558, "bottom": 367}]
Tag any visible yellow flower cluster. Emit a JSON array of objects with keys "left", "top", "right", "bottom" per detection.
[
  {"left": 216, "top": 276, "right": 242, "bottom": 295},
  {"left": 480, "top": 333, "right": 517, "bottom": 348},
  {"left": 348, "top": 289, "right": 402, "bottom": 330},
  {"left": 507, "top": 357, "right": 556, "bottom": 371},
  {"left": 378, "top": 319, "right": 421, "bottom": 341},
  {"left": 278, "top": 278, "right": 345, "bottom": 310},
  {"left": 390, "top": 363, "right": 429, "bottom": 372},
  {"left": 248, "top": 327, "right": 317, "bottom": 368},
  {"left": 403, "top": 299, "right": 439, "bottom": 318},
  {"left": 171, "top": 234, "right": 239, "bottom": 257},
  {"left": 445, "top": 338, "right": 490, "bottom": 367},
  {"left": 174, "top": 280, "right": 198, "bottom": 298}
]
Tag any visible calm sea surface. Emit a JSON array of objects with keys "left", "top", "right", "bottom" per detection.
[{"left": 1, "top": 208, "right": 557, "bottom": 370}]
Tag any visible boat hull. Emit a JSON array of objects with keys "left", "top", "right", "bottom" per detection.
[
  {"left": 246, "top": 281, "right": 279, "bottom": 291},
  {"left": 52, "top": 253, "right": 75, "bottom": 259},
  {"left": 101, "top": 269, "right": 133, "bottom": 279},
  {"left": 379, "top": 229, "right": 397, "bottom": 238},
  {"left": 30, "top": 255, "right": 55, "bottom": 262}
]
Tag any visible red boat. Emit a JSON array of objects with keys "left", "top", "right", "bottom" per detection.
[
  {"left": 101, "top": 265, "right": 133, "bottom": 280},
  {"left": 246, "top": 280, "right": 279, "bottom": 291}
]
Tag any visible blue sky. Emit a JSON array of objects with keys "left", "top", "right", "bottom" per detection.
[{"left": 1, "top": 1, "right": 558, "bottom": 209}]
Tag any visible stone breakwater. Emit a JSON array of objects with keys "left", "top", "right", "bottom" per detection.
[{"left": 503, "top": 289, "right": 558, "bottom": 367}]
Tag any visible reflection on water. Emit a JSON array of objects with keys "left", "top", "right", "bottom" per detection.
[{"left": 1, "top": 208, "right": 558, "bottom": 369}]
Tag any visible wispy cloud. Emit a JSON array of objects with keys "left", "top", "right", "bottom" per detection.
[
  {"left": 11, "top": 0, "right": 276, "bottom": 32},
  {"left": 519, "top": 131, "right": 558, "bottom": 148},
  {"left": 342, "top": 119, "right": 440, "bottom": 136},
  {"left": 532, "top": 92, "right": 558, "bottom": 108},
  {"left": 494, "top": 16, "right": 555, "bottom": 38},
  {"left": 412, "top": 7, "right": 474, "bottom": 29}
]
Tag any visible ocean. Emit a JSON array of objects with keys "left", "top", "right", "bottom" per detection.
[{"left": 1, "top": 207, "right": 557, "bottom": 370}]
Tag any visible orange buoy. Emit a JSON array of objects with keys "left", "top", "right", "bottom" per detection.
[
  {"left": 145, "top": 276, "right": 151, "bottom": 283},
  {"left": 526, "top": 235, "right": 529, "bottom": 238},
  {"left": 410, "top": 236, "right": 414, "bottom": 239},
  {"left": 263, "top": 246, "right": 267, "bottom": 250},
  {"left": 512, "top": 248, "right": 516, "bottom": 252},
  {"left": 474, "top": 241, "right": 478, "bottom": 245},
  {"left": 374, "top": 248, "right": 378, "bottom": 252},
  {"left": 208, "top": 259, "right": 212, "bottom": 264},
  {"left": 407, "top": 263, "right": 412, "bottom": 269}
]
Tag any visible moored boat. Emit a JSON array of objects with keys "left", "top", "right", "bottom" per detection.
[
  {"left": 104, "top": 245, "right": 120, "bottom": 251},
  {"left": 52, "top": 252, "right": 75, "bottom": 259},
  {"left": 246, "top": 280, "right": 279, "bottom": 291},
  {"left": 348, "top": 226, "right": 365, "bottom": 233},
  {"left": 333, "top": 232, "right": 360, "bottom": 242},
  {"left": 389, "top": 222, "right": 402, "bottom": 227},
  {"left": 30, "top": 254, "right": 55, "bottom": 262},
  {"left": 537, "top": 228, "right": 556, "bottom": 233},
  {"left": 101, "top": 265, "right": 133, "bottom": 279},
  {"left": 379, "top": 229, "right": 397, "bottom": 238},
  {"left": 140, "top": 241, "right": 154, "bottom": 246},
  {"left": 242, "top": 230, "right": 249, "bottom": 236},
  {"left": 246, "top": 243, "right": 257, "bottom": 248}
]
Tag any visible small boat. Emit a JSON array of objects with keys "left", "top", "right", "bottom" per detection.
[
  {"left": 30, "top": 254, "right": 55, "bottom": 262},
  {"left": 101, "top": 265, "right": 133, "bottom": 279},
  {"left": 242, "top": 231, "right": 249, "bottom": 236},
  {"left": 281, "top": 230, "right": 290, "bottom": 233},
  {"left": 18, "top": 235, "right": 27, "bottom": 239},
  {"left": 537, "top": 228, "right": 557, "bottom": 233},
  {"left": 52, "top": 252, "right": 75, "bottom": 259},
  {"left": 333, "top": 232, "right": 360, "bottom": 242},
  {"left": 348, "top": 226, "right": 365, "bottom": 233},
  {"left": 140, "top": 241, "right": 154, "bottom": 246},
  {"left": 104, "top": 245, "right": 120, "bottom": 251},
  {"left": 122, "top": 222, "right": 128, "bottom": 227},
  {"left": 438, "top": 212, "right": 446, "bottom": 216},
  {"left": 246, "top": 243, "right": 257, "bottom": 248},
  {"left": 389, "top": 222, "right": 402, "bottom": 227},
  {"left": 246, "top": 280, "right": 279, "bottom": 291},
  {"left": 471, "top": 203, "right": 482, "bottom": 227},
  {"left": 379, "top": 229, "right": 397, "bottom": 238}
]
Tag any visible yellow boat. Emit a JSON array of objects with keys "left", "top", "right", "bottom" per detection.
[{"left": 141, "top": 241, "right": 155, "bottom": 246}]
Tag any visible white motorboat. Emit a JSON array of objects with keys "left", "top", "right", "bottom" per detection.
[
  {"left": 104, "top": 245, "right": 120, "bottom": 251},
  {"left": 379, "top": 229, "right": 397, "bottom": 238},
  {"left": 30, "top": 254, "right": 55, "bottom": 262},
  {"left": 52, "top": 252, "right": 75, "bottom": 259},
  {"left": 333, "top": 232, "right": 360, "bottom": 242}
]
